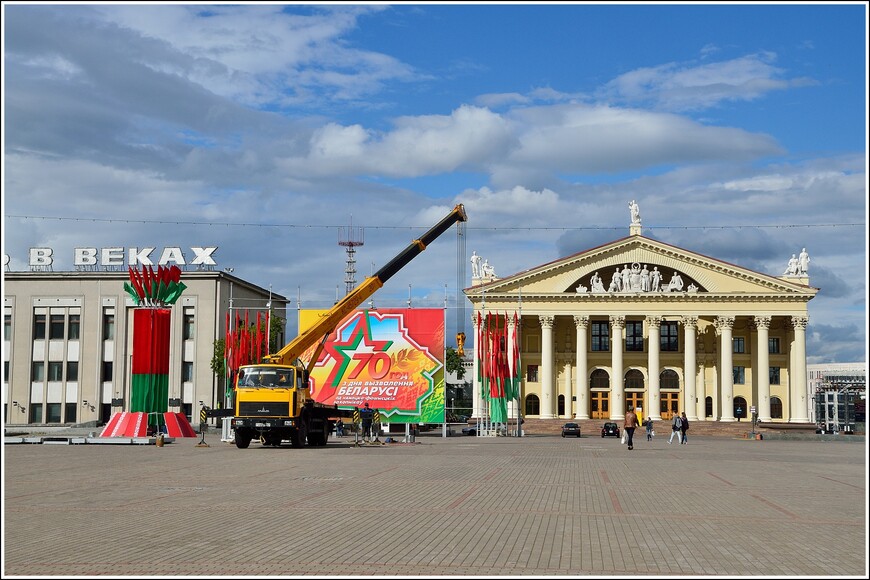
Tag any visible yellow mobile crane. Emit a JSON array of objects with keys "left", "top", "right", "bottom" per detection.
[{"left": 230, "top": 204, "right": 468, "bottom": 449}]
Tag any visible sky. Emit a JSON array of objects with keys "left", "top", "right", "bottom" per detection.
[{"left": 2, "top": 2, "right": 868, "bottom": 364}]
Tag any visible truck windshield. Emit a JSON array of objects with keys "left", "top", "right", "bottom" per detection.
[{"left": 238, "top": 367, "right": 295, "bottom": 388}]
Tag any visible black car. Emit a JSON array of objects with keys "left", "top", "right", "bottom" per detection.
[
  {"left": 461, "top": 425, "right": 478, "bottom": 436},
  {"left": 601, "top": 422, "right": 620, "bottom": 438},
  {"left": 561, "top": 422, "right": 581, "bottom": 437}
]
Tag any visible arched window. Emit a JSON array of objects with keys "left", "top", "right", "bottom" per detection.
[
  {"left": 557, "top": 395, "right": 565, "bottom": 415},
  {"left": 705, "top": 396, "right": 713, "bottom": 418},
  {"left": 734, "top": 396, "right": 747, "bottom": 419},
  {"left": 770, "top": 397, "right": 783, "bottom": 419},
  {"left": 525, "top": 394, "right": 540, "bottom": 416},
  {"left": 625, "top": 369, "right": 644, "bottom": 389},
  {"left": 590, "top": 369, "right": 610, "bottom": 389},
  {"left": 660, "top": 369, "right": 680, "bottom": 389}
]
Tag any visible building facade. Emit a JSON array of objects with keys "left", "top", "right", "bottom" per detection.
[
  {"left": 465, "top": 222, "right": 818, "bottom": 424},
  {"left": 3, "top": 270, "right": 287, "bottom": 426}
]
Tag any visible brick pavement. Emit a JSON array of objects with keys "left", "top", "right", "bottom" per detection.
[{"left": 2, "top": 433, "right": 867, "bottom": 577}]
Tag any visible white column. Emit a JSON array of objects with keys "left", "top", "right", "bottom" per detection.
[
  {"left": 471, "top": 314, "right": 481, "bottom": 419},
  {"left": 610, "top": 315, "right": 625, "bottom": 420},
  {"left": 563, "top": 360, "right": 573, "bottom": 418},
  {"left": 755, "top": 316, "right": 772, "bottom": 422},
  {"left": 574, "top": 315, "right": 589, "bottom": 420},
  {"left": 540, "top": 315, "right": 556, "bottom": 419},
  {"left": 716, "top": 316, "right": 736, "bottom": 421},
  {"left": 790, "top": 316, "right": 810, "bottom": 422},
  {"left": 682, "top": 315, "right": 698, "bottom": 421},
  {"left": 646, "top": 316, "right": 662, "bottom": 420}
]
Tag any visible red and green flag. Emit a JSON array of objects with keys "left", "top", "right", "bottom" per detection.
[{"left": 130, "top": 308, "right": 171, "bottom": 426}]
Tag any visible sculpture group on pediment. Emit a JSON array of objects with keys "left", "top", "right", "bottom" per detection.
[
  {"left": 577, "top": 263, "right": 695, "bottom": 294},
  {"left": 470, "top": 251, "right": 497, "bottom": 279},
  {"left": 783, "top": 248, "right": 810, "bottom": 277}
]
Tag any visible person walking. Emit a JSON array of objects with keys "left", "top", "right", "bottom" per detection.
[
  {"left": 645, "top": 417, "right": 654, "bottom": 441},
  {"left": 624, "top": 407, "right": 640, "bottom": 450},
  {"left": 334, "top": 419, "right": 344, "bottom": 437},
  {"left": 668, "top": 413, "right": 682, "bottom": 444},
  {"left": 680, "top": 411, "right": 689, "bottom": 444}
]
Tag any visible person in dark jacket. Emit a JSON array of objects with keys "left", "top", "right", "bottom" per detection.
[
  {"left": 645, "top": 417, "right": 654, "bottom": 441},
  {"left": 680, "top": 411, "right": 689, "bottom": 444}
]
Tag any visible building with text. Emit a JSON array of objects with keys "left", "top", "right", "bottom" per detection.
[{"left": 3, "top": 270, "right": 287, "bottom": 427}]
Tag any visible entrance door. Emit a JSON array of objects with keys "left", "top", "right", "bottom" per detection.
[
  {"left": 660, "top": 392, "right": 680, "bottom": 420},
  {"left": 590, "top": 392, "right": 609, "bottom": 419},
  {"left": 625, "top": 392, "right": 644, "bottom": 415}
]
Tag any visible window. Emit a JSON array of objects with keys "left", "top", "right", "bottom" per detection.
[
  {"left": 660, "top": 322, "right": 679, "bottom": 352},
  {"left": 4, "top": 314, "right": 11, "bottom": 340},
  {"left": 660, "top": 369, "right": 679, "bottom": 389},
  {"left": 49, "top": 314, "right": 65, "bottom": 339},
  {"left": 733, "top": 337, "right": 745, "bottom": 354},
  {"left": 30, "top": 405, "right": 43, "bottom": 423},
  {"left": 591, "top": 321, "right": 609, "bottom": 352},
  {"left": 64, "top": 403, "right": 77, "bottom": 423},
  {"left": 183, "top": 310, "right": 195, "bottom": 340},
  {"left": 103, "top": 309, "right": 115, "bottom": 340},
  {"left": 525, "top": 394, "right": 540, "bottom": 415},
  {"left": 182, "top": 361, "right": 193, "bottom": 382},
  {"left": 625, "top": 369, "right": 644, "bottom": 389},
  {"left": 46, "top": 403, "right": 62, "bottom": 423},
  {"left": 32, "top": 361, "right": 45, "bottom": 382},
  {"left": 769, "top": 367, "right": 780, "bottom": 385},
  {"left": 705, "top": 396, "right": 713, "bottom": 418},
  {"left": 48, "top": 362, "right": 63, "bottom": 382},
  {"left": 3, "top": 361, "right": 8, "bottom": 381},
  {"left": 733, "top": 366, "right": 745, "bottom": 385},
  {"left": 770, "top": 396, "right": 783, "bottom": 419},
  {"left": 590, "top": 369, "right": 610, "bottom": 389},
  {"left": 66, "top": 361, "right": 78, "bottom": 382},
  {"left": 625, "top": 321, "right": 644, "bottom": 352},
  {"left": 68, "top": 314, "right": 80, "bottom": 340},
  {"left": 526, "top": 365, "right": 539, "bottom": 382},
  {"left": 102, "top": 361, "right": 113, "bottom": 382},
  {"left": 768, "top": 337, "right": 780, "bottom": 354},
  {"left": 34, "top": 313, "right": 46, "bottom": 339}
]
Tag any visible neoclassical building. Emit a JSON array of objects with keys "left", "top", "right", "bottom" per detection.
[{"left": 465, "top": 219, "right": 817, "bottom": 424}]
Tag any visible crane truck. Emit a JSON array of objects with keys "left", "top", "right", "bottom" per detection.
[{"left": 229, "top": 204, "right": 468, "bottom": 449}]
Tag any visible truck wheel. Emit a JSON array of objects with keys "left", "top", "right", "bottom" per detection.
[{"left": 235, "top": 432, "right": 252, "bottom": 449}]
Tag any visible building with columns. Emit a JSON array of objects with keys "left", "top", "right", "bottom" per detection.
[{"left": 465, "top": 220, "right": 818, "bottom": 424}]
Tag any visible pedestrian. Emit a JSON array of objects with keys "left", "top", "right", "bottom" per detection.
[
  {"left": 334, "top": 419, "right": 344, "bottom": 437},
  {"left": 668, "top": 413, "right": 682, "bottom": 444},
  {"left": 645, "top": 417, "right": 654, "bottom": 441},
  {"left": 624, "top": 407, "right": 640, "bottom": 450},
  {"left": 680, "top": 411, "right": 689, "bottom": 444},
  {"left": 360, "top": 402, "right": 374, "bottom": 441}
]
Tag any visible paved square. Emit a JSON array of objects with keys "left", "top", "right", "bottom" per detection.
[{"left": 3, "top": 434, "right": 867, "bottom": 576}]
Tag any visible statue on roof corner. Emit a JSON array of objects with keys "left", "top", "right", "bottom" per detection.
[{"left": 629, "top": 199, "right": 641, "bottom": 225}]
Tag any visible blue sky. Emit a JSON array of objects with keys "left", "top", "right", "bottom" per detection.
[{"left": 2, "top": 2, "right": 867, "bottom": 363}]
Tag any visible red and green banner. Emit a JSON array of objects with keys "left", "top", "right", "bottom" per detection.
[
  {"left": 224, "top": 309, "right": 270, "bottom": 398},
  {"left": 130, "top": 308, "right": 171, "bottom": 424},
  {"left": 477, "top": 311, "right": 521, "bottom": 423},
  {"left": 305, "top": 308, "right": 445, "bottom": 423}
]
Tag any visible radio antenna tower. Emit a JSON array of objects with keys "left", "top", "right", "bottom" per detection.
[{"left": 338, "top": 217, "right": 365, "bottom": 296}]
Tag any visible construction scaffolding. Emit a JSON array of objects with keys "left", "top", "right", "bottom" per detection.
[{"left": 813, "top": 373, "right": 865, "bottom": 434}]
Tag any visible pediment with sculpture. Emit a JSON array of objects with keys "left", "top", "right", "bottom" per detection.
[{"left": 571, "top": 262, "right": 705, "bottom": 295}]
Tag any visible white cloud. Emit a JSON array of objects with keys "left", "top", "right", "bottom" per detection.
[{"left": 599, "top": 52, "right": 817, "bottom": 111}]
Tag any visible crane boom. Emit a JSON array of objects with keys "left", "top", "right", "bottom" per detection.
[{"left": 263, "top": 203, "right": 468, "bottom": 366}]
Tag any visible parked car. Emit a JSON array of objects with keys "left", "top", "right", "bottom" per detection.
[
  {"left": 601, "top": 422, "right": 620, "bottom": 438},
  {"left": 461, "top": 425, "right": 478, "bottom": 436},
  {"left": 561, "top": 422, "right": 581, "bottom": 437}
]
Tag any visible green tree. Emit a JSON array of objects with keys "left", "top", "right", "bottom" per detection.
[
  {"left": 210, "top": 338, "right": 228, "bottom": 407},
  {"left": 446, "top": 346, "right": 465, "bottom": 380}
]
